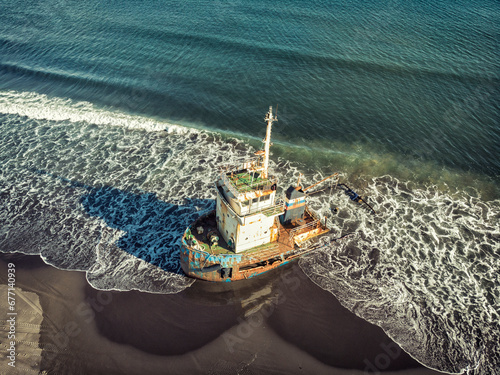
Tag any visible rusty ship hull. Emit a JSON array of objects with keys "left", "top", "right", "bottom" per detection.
[
  {"left": 179, "top": 106, "right": 334, "bottom": 282},
  {"left": 180, "top": 207, "right": 329, "bottom": 282}
]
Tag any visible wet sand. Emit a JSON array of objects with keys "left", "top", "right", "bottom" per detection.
[{"left": 0, "top": 252, "right": 446, "bottom": 375}]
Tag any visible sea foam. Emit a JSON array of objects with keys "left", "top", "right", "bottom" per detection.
[{"left": 0, "top": 90, "right": 193, "bottom": 134}]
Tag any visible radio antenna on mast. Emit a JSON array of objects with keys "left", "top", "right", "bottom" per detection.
[{"left": 262, "top": 106, "right": 277, "bottom": 179}]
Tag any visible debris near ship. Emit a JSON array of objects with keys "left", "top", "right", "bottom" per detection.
[{"left": 180, "top": 106, "right": 374, "bottom": 282}]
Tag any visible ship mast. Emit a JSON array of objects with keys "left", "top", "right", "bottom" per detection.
[{"left": 262, "top": 106, "right": 277, "bottom": 179}]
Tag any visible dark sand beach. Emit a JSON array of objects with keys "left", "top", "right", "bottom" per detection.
[{"left": 0, "top": 252, "right": 446, "bottom": 374}]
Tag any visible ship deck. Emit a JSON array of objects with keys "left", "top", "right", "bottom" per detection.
[
  {"left": 225, "top": 170, "right": 277, "bottom": 194},
  {"left": 188, "top": 209, "right": 324, "bottom": 257}
]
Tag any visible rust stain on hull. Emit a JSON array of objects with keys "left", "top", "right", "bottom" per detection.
[{"left": 180, "top": 210, "right": 330, "bottom": 282}]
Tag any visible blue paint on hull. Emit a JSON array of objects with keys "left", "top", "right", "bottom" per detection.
[{"left": 180, "top": 238, "right": 296, "bottom": 282}]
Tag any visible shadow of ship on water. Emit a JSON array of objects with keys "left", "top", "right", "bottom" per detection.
[
  {"left": 35, "top": 169, "right": 214, "bottom": 276},
  {"left": 81, "top": 187, "right": 214, "bottom": 275}
]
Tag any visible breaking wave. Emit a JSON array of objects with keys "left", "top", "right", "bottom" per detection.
[{"left": 0, "top": 89, "right": 192, "bottom": 134}]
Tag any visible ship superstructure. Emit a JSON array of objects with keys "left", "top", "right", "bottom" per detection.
[
  {"left": 180, "top": 107, "right": 333, "bottom": 281},
  {"left": 215, "top": 107, "right": 283, "bottom": 253}
]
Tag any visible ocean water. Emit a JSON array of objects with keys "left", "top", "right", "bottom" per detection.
[{"left": 0, "top": 0, "right": 499, "bottom": 373}]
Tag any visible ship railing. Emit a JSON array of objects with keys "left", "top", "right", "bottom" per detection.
[
  {"left": 221, "top": 173, "right": 242, "bottom": 200},
  {"left": 218, "top": 157, "right": 261, "bottom": 175},
  {"left": 221, "top": 169, "right": 278, "bottom": 197},
  {"left": 248, "top": 198, "right": 285, "bottom": 217},
  {"left": 305, "top": 206, "right": 320, "bottom": 221},
  {"left": 217, "top": 184, "right": 284, "bottom": 218},
  {"left": 288, "top": 219, "right": 321, "bottom": 242}
]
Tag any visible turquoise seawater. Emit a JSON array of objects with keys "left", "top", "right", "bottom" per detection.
[
  {"left": 0, "top": 1, "right": 499, "bottom": 374},
  {"left": 1, "top": 0, "right": 499, "bottom": 188}
]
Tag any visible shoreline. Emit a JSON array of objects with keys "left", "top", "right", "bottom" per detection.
[{"left": 0, "top": 252, "right": 446, "bottom": 374}]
